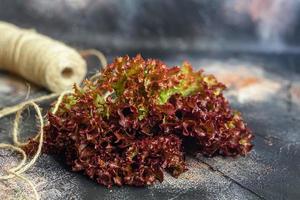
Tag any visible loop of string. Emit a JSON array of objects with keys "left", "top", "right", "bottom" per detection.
[
  {"left": 79, "top": 49, "right": 107, "bottom": 82},
  {"left": 79, "top": 49, "right": 107, "bottom": 69},
  {"left": 0, "top": 93, "right": 70, "bottom": 200},
  {"left": 0, "top": 101, "right": 44, "bottom": 200}
]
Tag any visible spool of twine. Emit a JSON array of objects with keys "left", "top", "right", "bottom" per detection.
[
  {"left": 0, "top": 21, "right": 87, "bottom": 93},
  {"left": 0, "top": 22, "right": 108, "bottom": 199}
]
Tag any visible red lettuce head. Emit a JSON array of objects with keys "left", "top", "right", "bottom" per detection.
[{"left": 40, "top": 55, "right": 253, "bottom": 187}]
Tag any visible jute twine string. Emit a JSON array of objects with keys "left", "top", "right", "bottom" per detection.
[
  {"left": 0, "top": 21, "right": 87, "bottom": 93},
  {"left": 0, "top": 93, "right": 70, "bottom": 200},
  {"left": 0, "top": 51, "right": 107, "bottom": 199},
  {"left": 0, "top": 101, "right": 45, "bottom": 200}
]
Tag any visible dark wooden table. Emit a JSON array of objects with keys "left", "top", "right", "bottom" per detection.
[{"left": 0, "top": 53, "right": 300, "bottom": 200}]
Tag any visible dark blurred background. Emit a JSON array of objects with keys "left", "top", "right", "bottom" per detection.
[
  {"left": 1, "top": 1, "right": 300, "bottom": 200},
  {"left": 1, "top": 0, "right": 300, "bottom": 55}
]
